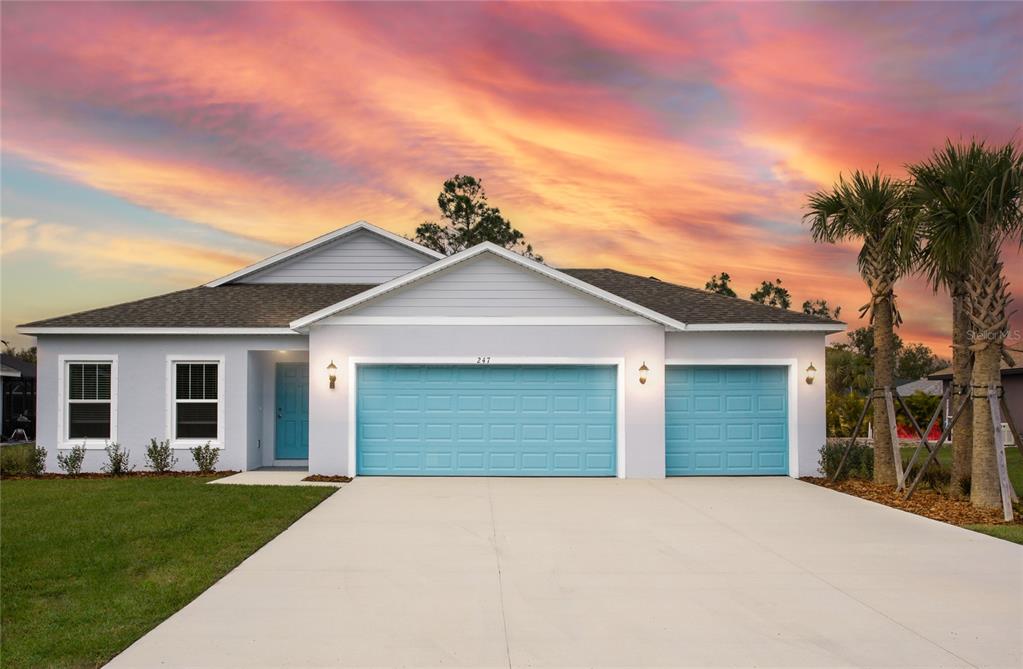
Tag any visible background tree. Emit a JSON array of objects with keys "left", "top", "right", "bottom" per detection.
[
  {"left": 1, "top": 344, "right": 36, "bottom": 363},
  {"left": 844, "top": 326, "right": 903, "bottom": 359},
  {"left": 802, "top": 299, "right": 841, "bottom": 319},
  {"left": 705, "top": 272, "right": 737, "bottom": 297},
  {"left": 414, "top": 175, "right": 542, "bottom": 260},
  {"left": 908, "top": 140, "right": 1022, "bottom": 508},
  {"left": 750, "top": 279, "right": 791, "bottom": 309},
  {"left": 806, "top": 170, "right": 912, "bottom": 486},
  {"left": 896, "top": 343, "right": 948, "bottom": 381}
]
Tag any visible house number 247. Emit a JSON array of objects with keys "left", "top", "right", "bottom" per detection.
[{"left": 476, "top": 356, "right": 492, "bottom": 364}]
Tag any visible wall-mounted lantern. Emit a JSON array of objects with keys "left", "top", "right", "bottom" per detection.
[
  {"left": 805, "top": 362, "right": 817, "bottom": 385},
  {"left": 327, "top": 360, "right": 338, "bottom": 389},
  {"left": 639, "top": 361, "right": 649, "bottom": 385}
]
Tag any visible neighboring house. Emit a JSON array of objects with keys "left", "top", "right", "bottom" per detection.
[
  {"left": 18, "top": 222, "right": 844, "bottom": 477},
  {"left": 1, "top": 353, "right": 36, "bottom": 441},
  {"left": 928, "top": 363, "right": 1023, "bottom": 438},
  {"left": 896, "top": 378, "right": 943, "bottom": 397}
]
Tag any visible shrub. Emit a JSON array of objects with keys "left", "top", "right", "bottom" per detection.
[
  {"left": 145, "top": 438, "right": 178, "bottom": 473},
  {"left": 902, "top": 453, "right": 950, "bottom": 492},
  {"left": 102, "top": 442, "right": 134, "bottom": 476},
  {"left": 819, "top": 442, "right": 874, "bottom": 480},
  {"left": 27, "top": 444, "right": 47, "bottom": 476},
  {"left": 190, "top": 441, "right": 219, "bottom": 474},
  {"left": 57, "top": 443, "right": 86, "bottom": 476}
]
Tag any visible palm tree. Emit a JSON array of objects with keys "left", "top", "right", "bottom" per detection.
[
  {"left": 805, "top": 170, "right": 912, "bottom": 486},
  {"left": 908, "top": 140, "right": 1022, "bottom": 509}
]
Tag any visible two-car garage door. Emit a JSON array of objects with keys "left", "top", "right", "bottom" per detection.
[{"left": 357, "top": 365, "right": 617, "bottom": 476}]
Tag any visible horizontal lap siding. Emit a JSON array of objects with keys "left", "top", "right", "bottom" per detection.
[
  {"left": 349, "top": 254, "right": 632, "bottom": 317},
  {"left": 241, "top": 230, "right": 432, "bottom": 284}
]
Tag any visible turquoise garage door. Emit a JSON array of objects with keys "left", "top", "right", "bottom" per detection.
[
  {"left": 356, "top": 365, "right": 617, "bottom": 476},
  {"left": 665, "top": 365, "right": 788, "bottom": 476}
]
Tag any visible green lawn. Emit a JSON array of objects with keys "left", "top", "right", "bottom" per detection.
[
  {"left": 901, "top": 445, "right": 1023, "bottom": 544},
  {"left": 0, "top": 477, "right": 335, "bottom": 669}
]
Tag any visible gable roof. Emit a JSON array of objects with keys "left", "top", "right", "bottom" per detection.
[
  {"left": 205, "top": 221, "right": 443, "bottom": 287},
  {"left": 288, "top": 242, "right": 693, "bottom": 331},
  {"left": 561, "top": 269, "right": 845, "bottom": 329},
  {"left": 19, "top": 241, "right": 846, "bottom": 334},
  {"left": 18, "top": 284, "right": 373, "bottom": 333}
]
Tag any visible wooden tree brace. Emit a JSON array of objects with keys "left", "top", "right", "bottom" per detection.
[
  {"left": 904, "top": 393, "right": 970, "bottom": 501},
  {"left": 988, "top": 386, "right": 1016, "bottom": 521},
  {"left": 897, "top": 386, "right": 950, "bottom": 492},
  {"left": 831, "top": 394, "right": 871, "bottom": 483},
  {"left": 884, "top": 387, "right": 905, "bottom": 488},
  {"left": 999, "top": 395, "right": 1023, "bottom": 460}
]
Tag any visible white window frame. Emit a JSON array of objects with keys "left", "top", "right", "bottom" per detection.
[
  {"left": 58, "top": 355, "right": 118, "bottom": 449},
  {"left": 166, "top": 355, "right": 225, "bottom": 449}
]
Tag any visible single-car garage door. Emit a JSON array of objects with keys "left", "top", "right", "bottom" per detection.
[
  {"left": 356, "top": 364, "right": 617, "bottom": 476},
  {"left": 665, "top": 365, "right": 788, "bottom": 475}
]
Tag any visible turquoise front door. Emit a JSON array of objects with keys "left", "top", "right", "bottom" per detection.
[
  {"left": 665, "top": 365, "right": 788, "bottom": 475},
  {"left": 275, "top": 363, "right": 309, "bottom": 460},
  {"left": 356, "top": 364, "right": 617, "bottom": 476}
]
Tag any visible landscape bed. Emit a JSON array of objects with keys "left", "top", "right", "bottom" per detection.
[{"left": 804, "top": 445, "right": 1023, "bottom": 544}]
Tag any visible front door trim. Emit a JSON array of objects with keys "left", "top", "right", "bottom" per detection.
[
  {"left": 347, "top": 357, "right": 626, "bottom": 478},
  {"left": 665, "top": 358, "right": 798, "bottom": 477}
]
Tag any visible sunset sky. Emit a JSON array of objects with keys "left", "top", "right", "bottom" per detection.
[{"left": 2, "top": 2, "right": 1021, "bottom": 353}]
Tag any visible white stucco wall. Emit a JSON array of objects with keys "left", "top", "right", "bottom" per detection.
[
  {"left": 308, "top": 323, "right": 667, "bottom": 478},
  {"left": 665, "top": 331, "right": 828, "bottom": 477},
  {"left": 35, "top": 335, "right": 307, "bottom": 473},
  {"left": 33, "top": 327, "right": 828, "bottom": 478}
]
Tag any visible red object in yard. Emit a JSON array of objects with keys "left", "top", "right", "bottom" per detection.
[{"left": 897, "top": 423, "right": 942, "bottom": 440}]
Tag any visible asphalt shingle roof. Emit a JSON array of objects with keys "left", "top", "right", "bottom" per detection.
[
  {"left": 19, "top": 284, "right": 373, "bottom": 329},
  {"left": 20, "top": 267, "right": 843, "bottom": 329},
  {"left": 561, "top": 268, "right": 844, "bottom": 326}
]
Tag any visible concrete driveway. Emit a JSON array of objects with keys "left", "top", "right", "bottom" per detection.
[{"left": 108, "top": 477, "right": 1021, "bottom": 668}]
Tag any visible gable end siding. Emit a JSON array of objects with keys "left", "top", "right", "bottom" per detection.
[
  {"left": 337, "top": 254, "right": 636, "bottom": 318},
  {"left": 239, "top": 230, "right": 433, "bottom": 284}
]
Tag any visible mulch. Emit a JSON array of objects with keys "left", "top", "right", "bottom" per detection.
[
  {"left": 802, "top": 477, "right": 1020, "bottom": 526},
  {"left": 302, "top": 474, "right": 352, "bottom": 483},
  {"left": 1, "top": 471, "right": 239, "bottom": 481}
]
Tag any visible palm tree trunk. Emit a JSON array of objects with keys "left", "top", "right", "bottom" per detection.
[
  {"left": 950, "top": 287, "right": 973, "bottom": 497},
  {"left": 970, "top": 344, "right": 1002, "bottom": 508},
  {"left": 967, "top": 235, "right": 1010, "bottom": 509},
  {"left": 872, "top": 294, "right": 898, "bottom": 486}
]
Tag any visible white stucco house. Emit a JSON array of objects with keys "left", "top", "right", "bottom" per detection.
[{"left": 19, "top": 222, "right": 843, "bottom": 478}]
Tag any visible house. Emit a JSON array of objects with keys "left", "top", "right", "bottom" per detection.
[
  {"left": 1, "top": 353, "right": 36, "bottom": 441},
  {"left": 18, "top": 222, "right": 844, "bottom": 477},
  {"left": 928, "top": 363, "right": 1023, "bottom": 438}
]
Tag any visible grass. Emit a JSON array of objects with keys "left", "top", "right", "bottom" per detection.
[
  {"left": 0, "top": 477, "right": 335, "bottom": 668},
  {"left": 963, "top": 523, "right": 1023, "bottom": 544},
  {"left": 900, "top": 445, "right": 1023, "bottom": 544}
]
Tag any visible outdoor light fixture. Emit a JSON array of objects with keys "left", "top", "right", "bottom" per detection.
[
  {"left": 327, "top": 360, "right": 338, "bottom": 389},
  {"left": 639, "top": 361, "right": 649, "bottom": 385},
  {"left": 805, "top": 362, "right": 817, "bottom": 385}
]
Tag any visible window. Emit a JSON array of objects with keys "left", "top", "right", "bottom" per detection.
[
  {"left": 173, "top": 362, "right": 220, "bottom": 440},
  {"left": 66, "top": 361, "right": 113, "bottom": 441}
]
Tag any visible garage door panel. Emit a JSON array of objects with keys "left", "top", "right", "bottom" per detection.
[
  {"left": 666, "top": 365, "right": 788, "bottom": 476},
  {"left": 357, "top": 365, "right": 616, "bottom": 476}
]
